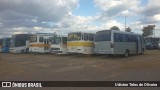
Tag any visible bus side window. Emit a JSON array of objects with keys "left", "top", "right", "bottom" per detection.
[
  {"left": 131, "top": 35, "right": 134, "bottom": 42},
  {"left": 81, "top": 33, "right": 84, "bottom": 40},
  {"left": 39, "top": 37, "right": 44, "bottom": 42},
  {"left": 49, "top": 37, "right": 52, "bottom": 43},
  {"left": 47, "top": 39, "right": 49, "bottom": 44},
  {"left": 126, "top": 35, "right": 132, "bottom": 42},
  {"left": 84, "top": 33, "right": 88, "bottom": 41},
  {"left": 114, "top": 33, "right": 119, "bottom": 42},
  {"left": 44, "top": 39, "right": 46, "bottom": 44},
  {"left": 62, "top": 37, "right": 67, "bottom": 44},
  {"left": 121, "top": 34, "right": 127, "bottom": 42},
  {"left": 88, "top": 34, "right": 94, "bottom": 41},
  {"left": 114, "top": 33, "right": 123, "bottom": 42},
  {"left": 133, "top": 36, "right": 138, "bottom": 42}
]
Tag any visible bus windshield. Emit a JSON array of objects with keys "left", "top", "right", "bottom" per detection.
[
  {"left": 95, "top": 30, "right": 111, "bottom": 42},
  {"left": 15, "top": 37, "right": 26, "bottom": 47},
  {"left": 52, "top": 37, "right": 61, "bottom": 44},
  {"left": 29, "top": 36, "right": 37, "bottom": 42},
  {"left": 10, "top": 34, "right": 30, "bottom": 47},
  {"left": 68, "top": 33, "right": 81, "bottom": 41}
]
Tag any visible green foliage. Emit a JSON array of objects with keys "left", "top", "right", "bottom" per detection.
[
  {"left": 125, "top": 27, "right": 131, "bottom": 32},
  {"left": 142, "top": 25, "right": 155, "bottom": 37},
  {"left": 110, "top": 26, "right": 120, "bottom": 30}
]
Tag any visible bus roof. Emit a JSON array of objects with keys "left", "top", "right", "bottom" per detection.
[
  {"left": 96, "top": 30, "right": 141, "bottom": 36},
  {"left": 56, "top": 35, "right": 68, "bottom": 37},
  {"left": 68, "top": 31, "right": 95, "bottom": 34},
  {"left": 33, "top": 33, "right": 53, "bottom": 36},
  {"left": 12, "top": 34, "right": 31, "bottom": 37}
]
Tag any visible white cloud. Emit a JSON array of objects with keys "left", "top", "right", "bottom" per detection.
[
  {"left": 142, "top": 0, "right": 160, "bottom": 16},
  {"left": 0, "top": 0, "right": 160, "bottom": 38},
  {"left": 33, "top": 27, "right": 43, "bottom": 31},
  {"left": 153, "top": 14, "right": 160, "bottom": 21},
  {"left": 101, "top": 20, "right": 124, "bottom": 30},
  {"left": 0, "top": 0, "right": 79, "bottom": 37},
  {"left": 139, "top": 0, "right": 160, "bottom": 24},
  {"left": 0, "top": 0, "right": 79, "bottom": 27},
  {"left": 13, "top": 32, "right": 23, "bottom": 35},
  {"left": 94, "top": 0, "right": 140, "bottom": 17}
]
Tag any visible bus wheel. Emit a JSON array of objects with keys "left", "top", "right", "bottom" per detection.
[
  {"left": 124, "top": 50, "right": 129, "bottom": 57},
  {"left": 25, "top": 48, "right": 29, "bottom": 54}
]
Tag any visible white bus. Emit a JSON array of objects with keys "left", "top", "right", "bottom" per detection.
[
  {"left": 50, "top": 35, "right": 67, "bottom": 54},
  {"left": 29, "top": 33, "right": 52, "bottom": 53},
  {"left": 9, "top": 34, "right": 31, "bottom": 53},
  {"left": 67, "top": 32, "right": 95, "bottom": 54},
  {"left": 94, "top": 30, "right": 145, "bottom": 57}
]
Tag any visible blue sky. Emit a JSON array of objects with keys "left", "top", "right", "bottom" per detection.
[
  {"left": 72, "top": 0, "right": 159, "bottom": 36},
  {"left": 141, "top": 0, "right": 148, "bottom": 6},
  {"left": 0, "top": 0, "right": 160, "bottom": 37},
  {"left": 73, "top": 0, "right": 98, "bottom": 16},
  {"left": 73, "top": 0, "right": 147, "bottom": 26}
]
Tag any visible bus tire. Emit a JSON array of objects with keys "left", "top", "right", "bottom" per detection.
[
  {"left": 124, "top": 50, "right": 129, "bottom": 57},
  {"left": 25, "top": 48, "right": 29, "bottom": 54}
]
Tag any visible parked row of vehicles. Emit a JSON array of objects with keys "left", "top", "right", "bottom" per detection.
[
  {"left": 0, "top": 30, "right": 146, "bottom": 57},
  {"left": 144, "top": 37, "right": 160, "bottom": 49}
]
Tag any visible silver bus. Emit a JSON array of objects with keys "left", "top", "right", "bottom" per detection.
[{"left": 94, "top": 30, "right": 145, "bottom": 57}]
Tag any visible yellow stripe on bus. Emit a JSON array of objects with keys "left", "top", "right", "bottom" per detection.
[
  {"left": 29, "top": 44, "right": 50, "bottom": 47},
  {"left": 67, "top": 41, "right": 94, "bottom": 47}
]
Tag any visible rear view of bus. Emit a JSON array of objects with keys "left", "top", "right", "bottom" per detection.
[
  {"left": 29, "top": 33, "right": 52, "bottom": 53},
  {"left": 94, "top": 30, "right": 113, "bottom": 54},
  {"left": 67, "top": 32, "right": 95, "bottom": 54},
  {"left": 94, "top": 30, "right": 145, "bottom": 57},
  {"left": 50, "top": 35, "right": 67, "bottom": 54}
]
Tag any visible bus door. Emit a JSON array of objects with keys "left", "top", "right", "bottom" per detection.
[
  {"left": 44, "top": 38, "right": 49, "bottom": 52},
  {"left": 44, "top": 38, "right": 47, "bottom": 52}
]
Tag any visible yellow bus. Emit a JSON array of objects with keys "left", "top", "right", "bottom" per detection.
[{"left": 67, "top": 32, "right": 95, "bottom": 54}]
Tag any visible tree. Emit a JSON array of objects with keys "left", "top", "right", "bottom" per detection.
[
  {"left": 125, "top": 27, "right": 131, "bottom": 32},
  {"left": 142, "top": 25, "right": 155, "bottom": 37},
  {"left": 110, "top": 26, "right": 120, "bottom": 30}
]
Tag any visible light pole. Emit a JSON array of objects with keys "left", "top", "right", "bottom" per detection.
[{"left": 125, "top": 16, "right": 127, "bottom": 30}]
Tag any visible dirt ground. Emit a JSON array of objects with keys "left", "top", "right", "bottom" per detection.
[{"left": 0, "top": 50, "right": 160, "bottom": 90}]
